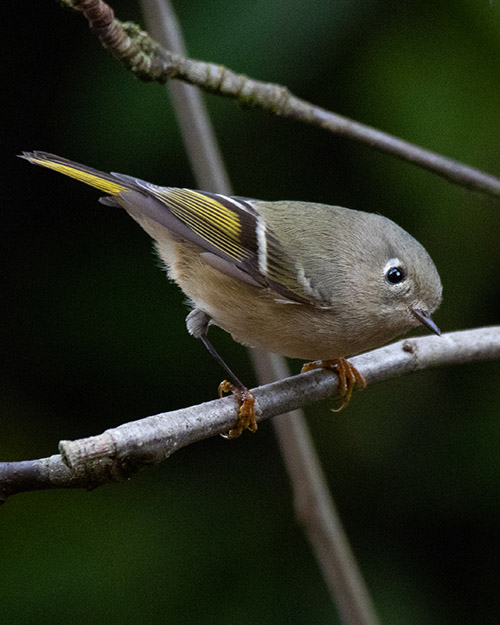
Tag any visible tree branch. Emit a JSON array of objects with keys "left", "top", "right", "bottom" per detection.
[
  {"left": 1, "top": 327, "right": 498, "bottom": 502},
  {"left": 60, "top": 0, "right": 500, "bottom": 198}
]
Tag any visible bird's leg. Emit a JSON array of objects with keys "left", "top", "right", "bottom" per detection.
[
  {"left": 186, "top": 309, "right": 257, "bottom": 438},
  {"left": 301, "top": 358, "right": 366, "bottom": 411}
]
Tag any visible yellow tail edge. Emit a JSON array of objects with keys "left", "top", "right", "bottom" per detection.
[{"left": 20, "top": 151, "right": 127, "bottom": 196}]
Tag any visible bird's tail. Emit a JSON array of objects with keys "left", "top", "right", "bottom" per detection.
[{"left": 20, "top": 151, "right": 129, "bottom": 196}]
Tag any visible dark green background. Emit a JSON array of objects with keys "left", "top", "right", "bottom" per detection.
[{"left": 3, "top": 1, "right": 500, "bottom": 623}]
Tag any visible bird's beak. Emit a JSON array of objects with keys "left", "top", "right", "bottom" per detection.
[{"left": 410, "top": 308, "right": 441, "bottom": 336}]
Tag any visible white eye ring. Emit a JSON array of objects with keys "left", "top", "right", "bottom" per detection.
[
  {"left": 384, "top": 258, "right": 406, "bottom": 285},
  {"left": 383, "top": 258, "right": 402, "bottom": 274}
]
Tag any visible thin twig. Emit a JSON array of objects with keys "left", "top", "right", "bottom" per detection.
[
  {"left": 61, "top": 0, "right": 500, "bottom": 198},
  {"left": 1, "top": 327, "right": 498, "bottom": 502}
]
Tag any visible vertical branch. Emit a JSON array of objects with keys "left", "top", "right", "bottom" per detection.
[
  {"left": 140, "top": 0, "right": 232, "bottom": 193},
  {"left": 140, "top": 2, "right": 380, "bottom": 624},
  {"left": 252, "top": 350, "right": 380, "bottom": 625}
]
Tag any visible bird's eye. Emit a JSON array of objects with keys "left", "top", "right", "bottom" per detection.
[{"left": 385, "top": 266, "right": 406, "bottom": 285}]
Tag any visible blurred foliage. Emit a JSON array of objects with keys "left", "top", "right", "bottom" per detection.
[{"left": 2, "top": 0, "right": 500, "bottom": 623}]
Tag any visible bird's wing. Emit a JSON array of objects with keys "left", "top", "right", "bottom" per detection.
[
  {"left": 21, "top": 151, "right": 318, "bottom": 305},
  {"left": 121, "top": 180, "right": 316, "bottom": 305}
]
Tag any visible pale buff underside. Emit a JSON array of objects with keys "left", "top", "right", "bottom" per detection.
[{"left": 148, "top": 222, "right": 418, "bottom": 361}]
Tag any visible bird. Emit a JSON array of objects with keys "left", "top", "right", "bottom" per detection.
[{"left": 21, "top": 151, "right": 442, "bottom": 437}]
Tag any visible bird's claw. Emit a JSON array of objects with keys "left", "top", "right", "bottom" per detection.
[
  {"left": 218, "top": 380, "right": 257, "bottom": 438},
  {"left": 301, "top": 357, "right": 366, "bottom": 411}
]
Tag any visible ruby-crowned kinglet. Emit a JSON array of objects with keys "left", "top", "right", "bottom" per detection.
[{"left": 22, "top": 152, "right": 442, "bottom": 437}]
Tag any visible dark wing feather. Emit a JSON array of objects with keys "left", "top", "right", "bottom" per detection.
[
  {"left": 119, "top": 181, "right": 314, "bottom": 304},
  {"left": 21, "top": 153, "right": 316, "bottom": 305}
]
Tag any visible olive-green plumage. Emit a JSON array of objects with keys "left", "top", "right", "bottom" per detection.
[{"left": 22, "top": 151, "right": 442, "bottom": 363}]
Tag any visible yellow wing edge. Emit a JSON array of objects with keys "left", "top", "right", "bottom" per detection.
[{"left": 21, "top": 152, "right": 127, "bottom": 196}]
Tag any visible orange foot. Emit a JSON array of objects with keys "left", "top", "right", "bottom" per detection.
[
  {"left": 218, "top": 380, "right": 257, "bottom": 439},
  {"left": 301, "top": 357, "right": 366, "bottom": 412}
]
